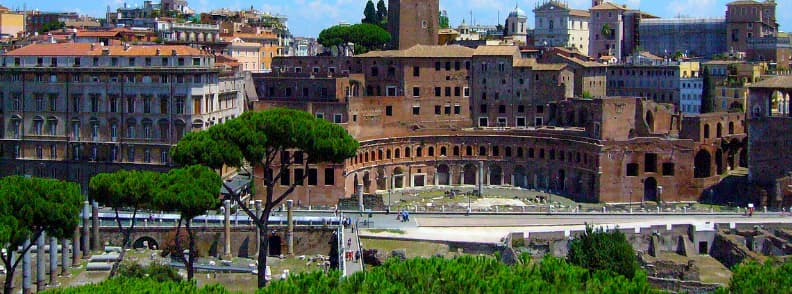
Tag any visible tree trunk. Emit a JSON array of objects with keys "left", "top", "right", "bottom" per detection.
[
  {"left": 174, "top": 218, "right": 183, "bottom": 260},
  {"left": 257, "top": 210, "right": 271, "bottom": 289},
  {"left": 185, "top": 219, "right": 195, "bottom": 281},
  {"left": 3, "top": 263, "right": 15, "bottom": 294}
]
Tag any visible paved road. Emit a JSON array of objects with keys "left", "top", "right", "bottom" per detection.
[{"left": 343, "top": 217, "right": 364, "bottom": 276}]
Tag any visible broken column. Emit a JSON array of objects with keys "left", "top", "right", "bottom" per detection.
[
  {"left": 61, "top": 238, "right": 70, "bottom": 276},
  {"left": 23, "top": 238, "right": 31, "bottom": 294},
  {"left": 72, "top": 226, "right": 80, "bottom": 266},
  {"left": 49, "top": 237, "right": 58, "bottom": 286},
  {"left": 287, "top": 200, "right": 294, "bottom": 256},
  {"left": 91, "top": 201, "right": 100, "bottom": 251},
  {"left": 356, "top": 183, "right": 364, "bottom": 212},
  {"left": 223, "top": 200, "right": 232, "bottom": 260},
  {"left": 81, "top": 201, "right": 90, "bottom": 259},
  {"left": 36, "top": 233, "right": 45, "bottom": 292}
]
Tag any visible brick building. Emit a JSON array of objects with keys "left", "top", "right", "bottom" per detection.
[
  {"left": 251, "top": 44, "right": 745, "bottom": 206},
  {"left": 387, "top": 0, "right": 439, "bottom": 50}
]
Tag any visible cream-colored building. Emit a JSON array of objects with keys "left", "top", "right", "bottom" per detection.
[
  {"left": 534, "top": 0, "right": 590, "bottom": 56},
  {"left": 226, "top": 38, "right": 263, "bottom": 72},
  {"left": 0, "top": 6, "right": 25, "bottom": 39},
  {"left": 714, "top": 86, "right": 748, "bottom": 113}
]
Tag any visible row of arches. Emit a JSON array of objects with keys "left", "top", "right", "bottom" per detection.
[{"left": 703, "top": 121, "right": 742, "bottom": 139}]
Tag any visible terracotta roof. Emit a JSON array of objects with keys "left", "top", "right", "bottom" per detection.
[
  {"left": 75, "top": 30, "right": 121, "bottom": 38},
  {"left": 5, "top": 43, "right": 208, "bottom": 57},
  {"left": 590, "top": 2, "right": 627, "bottom": 10},
  {"left": 233, "top": 33, "right": 278, "bottom": 40},
  {"left": 513, "top": 59, "right": 536, "bottom": 67},
  {"left": 569, "top": 9, "right": 591, "bottom": 17},
  {"left": 532, "top": 63, "right": 567, "bottom": 71},
  {"left": 556, "top": 54, "right": 604, "bottom": 68},
  {"left": 215, "top": 54, "right": 240, "bottom": 67},
  {"left": 357, "top": 45, "right": 475, "bottom": 58},
  {"left": 749, "top": 76, "right": 792, "bottom": 89},
  {"left": 473, "top": 45, "right": 520, "bottom": 56}
]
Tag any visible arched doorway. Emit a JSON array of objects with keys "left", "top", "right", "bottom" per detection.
[
  {"left": 363, "top": 172, "right": 371, "bottom": 194},
  {"left": 739, "top": 149, "right": 747, "bottom": 168},
  {"left": 437, "top": 164, "right": 450, "bottom": 185},
  {"left": 376, "top": 167, "right": 387, "bottom": 190},
  {"left": 489, "top": 165, "right": 502, "bottom": 185},
  {"left": 514, "top": 166, "right": 527, "bottom": 188},
  {"left": 557, "top": 169, "right": 566, "bottom": 192},
  {"left": 463, "top": 164, "right": 477, "bottom": 185},
  {"left": 268, "top": 233, "right": 282, "bottom": 256},
  {"left": 393, "top": 168, "right": 405, "bottom": 189},
  {"left": 644, "top": 177, "right": 658, "bottom": 202},
  {"left": 727, "top": 149, "right": 736, "bottom": 171},
  {"left": 694, "top": 150, "right": 712, "bottom": 178},
  {"left": 132, "top": 236, "right": 159, "bottom": 250}
]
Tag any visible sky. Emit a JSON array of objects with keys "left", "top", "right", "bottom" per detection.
[{"left": 3, "top": 0, "right": 791, "bottom": 38}]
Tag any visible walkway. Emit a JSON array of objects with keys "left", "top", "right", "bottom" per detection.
[{"left": 343, "top": 217, "right": 363, "bottom": 276}]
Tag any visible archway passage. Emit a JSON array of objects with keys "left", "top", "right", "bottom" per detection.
[
  {"left": 694, "top": 150, "right": 712, "bottom": 178},
  {"left": 393, "top": 168, "right": 405, "bottom": 189},
  {"left": 463, "top": 164, "right": 477, "bottom": 185},
  {"left": 268, "top": 234, "right": 282, "bottom": 256},
  {"left": 437, "top": 164, "right": 450, "bottom": 185},
  {"left": 739, "top": 149, "right": 747, "bottom": 168},
  {"left": 644, "top": 177, "right": 658, "bottom": 202},
  {"left": 376, "top": 167, "right": 387, "bottom": 190},
  {"left": 514, "top": 166, "right": 527, "bottom": 188},
  {"left": 363, "top": 172, "right": 372, "bottom": 194},
  {"left": 489, "top": 165, "right": 502, "bottom": 185},
  {"left": 557, "top": 169, "right": 566, "bottom": 192},
  {"left": 132, "top": 236, "right": 159, "bottom": 250}
]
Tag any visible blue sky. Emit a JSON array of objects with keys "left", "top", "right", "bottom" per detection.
[{"left": 4, "top": 0, "right": 791, "bottom": 37}]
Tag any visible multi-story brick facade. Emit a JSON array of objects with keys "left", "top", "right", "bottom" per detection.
[
  {"left": 387, "top": 0, "right": 439, "bottom": 49},
  {"left": 726, "top": 0, "right": 777, "bottom": 54},
  {"left": 251, "top": 44, "right": 745, "bottom": 206},
  {"left": 606, "top": 62, "right": 701, "bottom": 111},
  {"left": 0, "top": 43, "right": 245, "bottom": 189}
]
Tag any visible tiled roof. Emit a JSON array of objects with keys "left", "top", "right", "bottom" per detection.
[
  {"left": 590, "top": 2, "right": 627, "bottom": 10},
  {"left": 749, "top": 76, "right": 792, "bottom": 89},
  {"left": 357, "top": 45, "right": 475, "bottom": 58},
  {"left": 532, "top": 63, "right": 567, "bottom": 71},
  {"left": 569, "top": 9, "right": 591, "bottom": 17},
  {"left": 75, "top": 31, "right": 121, "bottom": 38},
  {"left": 5, "top": 43, "right": 208, "bottom": 56},
  {"left": 639, "top": 51, "right": 663, "bottom": 60},
  {"left": 555, "top": 54, "right": 604, "bottom": 68},
  {"left": 473, "top": 45, "right": 520, "bottom": 56},
  {"left": 513, "top": 59, "right": 536, "bottom": 67}
]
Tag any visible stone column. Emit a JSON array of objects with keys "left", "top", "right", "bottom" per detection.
[
  {"left": 222, "top": 200, "right": 232, "bottom": 260},
  {"left": 91, "top": 201, "right": 99, "bottom": 251},
  {"left": 61, "top": 238, "right": 70, "bottom": 276},
  {"left": 478, "top": 161, "right": 484, "bottom": 196},
  {"left": 36, "top": 233, "right": 45, "bottom": 292},
  {"left": 287, "top": 200, "right": 294, "bottom": 256},
  {"left": 49, "top": 237, "right": 58, "bottom": 286},
  {"left": 356, "top": 183, "right": 364, "bottom": 212},
  {"left": 254, "top": 200, "right": 262, "bottom": 256},
  {"left": 71, "top": 227, "right": 80, "bottom": 266},
  {"left": 81, "top": 201, "right": 90, "bottom": 259},
  {"left": 23, "top": 238, "right": 31, "bottom": 294}
]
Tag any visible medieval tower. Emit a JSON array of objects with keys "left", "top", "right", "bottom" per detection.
[{"left": 388, "top": 0, "right": 440, "bottom": 49}]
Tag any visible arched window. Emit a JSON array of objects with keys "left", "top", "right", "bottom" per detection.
[
  {"left": 466, "top": 146, "right": 473, "bottom": 156},
  {"left": 479, "top": 146, "right": 487, "bottom": 156},
  {"left": 405, "top": 147, "right": 411, "bottom": 157},
  {"left": 386, "top": 149, "right": 392, "bottom": 159},
  {"left": 440, "top": 146, "right": 447, "bottom": 156},
  {"left": 517, "top": 147, "right": 524, "bottom": 158},
  {"left": 505, "top": 147, "right": 512, "bottom": 157},
  {"left": 416, "top": 147, "right": 423, "bottom": 157},
  {"left": 395, "top": 148, "right": 401, "bottom": 158},
  {"left": 428, "top": 147, "right": 435, "bottom": 157},
  {"left": 703, "top": 124, "right": 710, "bottom": 139}
]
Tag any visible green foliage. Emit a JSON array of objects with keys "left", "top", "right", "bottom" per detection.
[
  {"left": 376, "top": 0, "right": 388, "bottom": 27},
  {"left": 582, "top": 91, "right": 593, "bottom": 99},
  {"left": 363, "top": 0, "right": 378, "bottom": 24},
  {"left": 44, "top": 277, "right": 228, "bottom": 294},
  {"left": 259, "top": 255, "right": 656, "bottom": 294},
  {"left": 567, "top": 225, "right": 639, "bottom": 279},
  {"left": 440, "top": 11, "right": 450, "bottom": 29},
  {"left": 155, "top": 165, "right": 221, "bottom": 220},
  {"left": 89, "top": 170, "right": 160, "bottom": 212},
  {"left": 118, "top": 262, "right": 182, "bottom": 283},
  {"left": 318, "top": 23, "right": 391, "bottom": 54},
  {"left": 717, "top": 259, "right": 792, "bottom": 294},
  {"left": 38, "top": 21, "right": 65, "bottom": 34}
]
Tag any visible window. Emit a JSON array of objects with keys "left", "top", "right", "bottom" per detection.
[
  {"left": 435, "top": 62, "right": 441, "bottom": 71},
  {"left": 280, "top": 168, "right": 291, "bottom": 186},
  {"left": 445, "top": 87, "right": 451, "bottom": 97},
  {"left": 294, "top": 169, "right": 305, "bottom": 185},
  {"left": 435, "top": 105, "right": 442, "bottom": 115},
  {"left": 126, "top": 96, "right": 135, "bottom": 113},
  {"left": 161, "top": 150, "right": 168, "bottom": 164},
  {"left": 50, "top": 144, "right": 57, "bottom": 159},
  {"left": 385, "top": 105, "right": 393, "bottom": 116},
  {"left": 48, "top": 94, "right": 57, "bottom": 111},
  {"left": 110, "top": 123, "right": 118, "bottom": 140},
  {"left": 478, "top": 117, "right": 488, "bottom": 127},
  {"left": 645, "top": 153, "right": 658, "bottom": 173},
  {"left": 143, "top": 96, "right": 152, "bottom": 113},
  {"left": 33, "top": 118, "right": 43, "bottom": 135},
  {"left": 499, "top": 105, "right": 506, "bottom": 113},
  {"left": 160, "top": 97, "right": 168, "bottom": 113},
  {"left": 454, "top": 87, "right": 461, "bottom": 96},
  {"left": 497, "top": 117, "right": 507, "bottom": 127},
  {"left": 412, "top": 106, "right": 420, "bottom": 115},
  {"left": 175, "top": 97, "right": 185, "bottom": 114},
  {"left": 334, "top": 113, "right": 343, "bottom": 123},
  {"left": 444, "top": 105, "right": 451, "bottom": 115},
  {"left": 662, "top": 163, "right": 675, "bottom": 176},
  {"left": 324, "top": 168, "right": 335, "bottom": 185},
  {"left": 316, "top": 112, "right": 325, "bottom": 119},
  {"left": 435, "top": 87, "right": 441, "bottom": 96},
  {"left": 127, "top": 147, "right": 135, "bottom": 162},
  {"left": 516, "top": 117, "right": 526, "bottom": 127},
  {"left": 413, "top": 87, "right": 420, "bottom": 97},
  {"left": 127, "top": 124, "right": 136, "bottom": 138},
  {"left": 626, "top": 163, "right": 639, "bottom": 176},
  {"left": 454, "top": 104, "right": 461, "bottom": 114},
  {"left": 308, "top": 168, "right": 318, "bottom": 186},
  {"left": 371, "top": 67, "right": 379, "bottom": 76},
  {"left": 480, "top": 104, "right": 487, "bottom": 113},
  {"left": 463, "top": 87, "right": 470, "bottom": 97}
]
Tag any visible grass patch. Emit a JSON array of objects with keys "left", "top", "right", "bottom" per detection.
[
  {"left": 360, "top": 238, "right": 452, "bottom": 258},
  {"left": 365, "top": 229, "right": 406, "bottom": 235}
]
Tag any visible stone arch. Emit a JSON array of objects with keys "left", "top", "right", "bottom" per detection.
[
  {"left": 416, "top": 146, "right": 423, "bottom": 157},
  {"left": 463, "top": 163, "right": 477, "bottom": 185},
  {"left": 376, "top": 167, "right": 387, "bottom": 190},
  {"left": 394, "top": 148, "right": 401, "bottom": 159},
  {"left": 716, "top": 123, "right": 723, "bottom": 138},
  {"left": 437, "top": 164, "right": 450, "bottom": 185},
  {"left": 363, "top": 171, "right": 372, "bottom": 194},
  {"left": 694, "top": 150, "right": 712, "bottom": 178},
  {"left": 489, "top": 165, "right": 502, "bottom": 185},
  {"left": 428, "top": 146, "right": 435, "bottom": 157},
  {"left": 440, "top": 146, "right": 447, "bottom": 156},
  {"left": 132, "top": 236, "right": 159, "bottom": 250},
  {"left": 393, "top": 167, "right": 405, "bottom": 189},
  {"left": 514, "top": 166, "right": 527, "bottom": 188},
  {"left": 479, "top": 146, "right": 487, "bottom": 156},
  {"left": 405, "top": 147, "right": 411, "bottom": 157},
  {"left": 644, "top": 177, "right": 658, "bottom": 202},
  {"left": 728, "top": 121, "right": 735, "bottom": 135},
  {"left": 465, "top": 146, "right": 473, "bottom": 156},
  {"left": 378, "top": 149, "right": 383, "bottom": 160},
  {"left": 386, "top": 149, "right": 392, "bottom": 159}
]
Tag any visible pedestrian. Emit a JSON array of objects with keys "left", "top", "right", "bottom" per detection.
[
  {"left": 355, "top": 250, "right": 361, "bottom": 262},
  {"left": 347, "top": 238, "right": 352, "bottom": 248}
]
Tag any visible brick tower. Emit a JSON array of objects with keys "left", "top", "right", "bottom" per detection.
[{"left": 388, "top": 0, "right": 439, "bottom": 50}]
